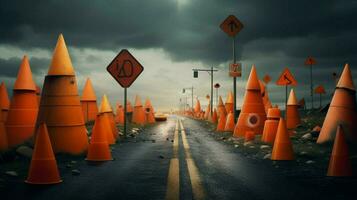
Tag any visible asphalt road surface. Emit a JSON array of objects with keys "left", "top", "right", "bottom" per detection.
[{"left": 1, "top": 115, "right": 355, "bottom": 200}]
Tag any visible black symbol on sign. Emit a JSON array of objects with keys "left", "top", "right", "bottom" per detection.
[
  {"left": 229, "top": 21, "right": 238, "bottom": 32},
  {"left": 117, "top": 60, "right": 133, "bottom": 78},
  {"left": 284, "top": 74, "right": 292, "bottom": 84}
]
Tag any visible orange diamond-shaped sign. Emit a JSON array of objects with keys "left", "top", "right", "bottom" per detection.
[
  {"left": 107, "top": 49, "right": 144, "bottom": 88},
  {"left": 220, "top": 15, "right": 244, "bottom": 37},
  {"left": 304, "top": 56, "right": 317, "bottom": 65},
  {"left": 276, "top": 68, "right": 297, "bottom": 86}
]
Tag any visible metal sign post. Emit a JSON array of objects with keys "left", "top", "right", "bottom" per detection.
[
  {"left": 107, "top": 49, "right": 144, "bottom": 138},
  {"left": 220, "top": 15, "right": 244, "bottom": 123}
]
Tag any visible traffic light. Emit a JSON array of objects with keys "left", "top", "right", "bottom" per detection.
[
  {"left": 193, "top": 70, "right": 198, "bottom": 78},
  {"left": 182, "top": 89, "right": 185, "bottom": 93}
]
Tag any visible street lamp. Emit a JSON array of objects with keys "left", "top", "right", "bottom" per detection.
[{"left": 191, "top": 67, "right": 218, "bottom": 116}]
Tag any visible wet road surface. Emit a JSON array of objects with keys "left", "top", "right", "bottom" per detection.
[{"left": 1, "top": 115, "right": 355, "bottom": 199}]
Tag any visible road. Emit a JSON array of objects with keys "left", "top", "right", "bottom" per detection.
[{"left": 1, "top": 115, "right": 355, "bottom": 199}]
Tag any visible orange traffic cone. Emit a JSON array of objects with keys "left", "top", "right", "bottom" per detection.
[
  {"left": 6, "top": 56, "right": 38, "bottom": 147},
  {"left": 318, "top": 64, "right": 357, "bottom": 143},
  {"left": 271, "top": 118, "right": 294, "bottom": 160},
  {"left": 81, "top": 78, "right": 98, "bottom": 123},
  {"left": 99, "top": 95, "right": 118, "bottom": 143},
  {"left": 225, "top": 91, "right": 234, "bottom": 114},
  {"left": 259, "top": 80, "right": 272, "bottom": 113},
  {"left": 245, "top": 131, "right": 255, "bottom": 142},
  {"left": 211, "top": 108, "right": 218, "bottom": 123},
  {"left": 224, "top": 111, "right": 235, "bottom": 132},
  {"left": 286, "top": 89, "right": 301, "bottom": 129},
  {"left": 35, "top": 85, "right": 41, "bottom": 105},
  {"left": 35, "top": 34, "right": 88, "bottom": 155},
  {"left": 234, "top": 65, "right": 267, "bottom": 137},
  {"left": 262, "top": 106, "right": 281, "bottom": 143},
  {"left": 194, "top": 99, "right": 201, "bottom": 118},
  {"left": 216, "top": 111, "right": 227, "bottom": 132},
  {"left": 327, "top": 125, "right": 352, "bottom": 176},
  {"left": 217, "top": 96, "right": 227, "bottom": 118},
  {"left": 25, "top": 123, "right": 62, "bottom": 184},
  {"left": 86, "top": 115, "right": 113, "bottom": 161},
  {"left": 0, "top": 82, "right": 10, "bottom": 121},
  {"left": 204, "top": 103, "right": 211, "bottom": 120},
  {"left": 144, "top": 98, "right": 155, "bottom": 124},
  {"left": 0, "top": 111, "right": 8, "bottom": 151},
  {"left": 115, "top": 102, "right": 125, "bottom": 125},
  {"left": 132, "top": 95, "right": 146, "bottom": 125}
]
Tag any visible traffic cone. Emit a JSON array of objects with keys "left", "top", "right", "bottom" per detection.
[
  {"left": 224, "top": 111, "right": 235, "bottom": 132},
  {"left": 211, "top": 108, "right": 218, "bottom": 123},
  {"left": 35, "top": 34, "right": 88, "bottom": 155},
  {"left": 259, "top": 80, "right": 272, "bottom": 113},
  {"left": 216, "top": 111, "right": 227, "bottom": 132},
  {"left": 0, "top": 111, "right": 8, "bottom": 151},
  {"left": 262, "top": 106, "right": 281, "bottom": 143},
  {"left": 194, "top": 99, "right": 201, "bottom": 118},
  {"left": 327, "top": 125, "right": 352, "bottom": 176},
  {"left": 81, "top": 78, "right": 98, "bottom": 123},
  {"left": 204, "top": 103, "right": 211, "bottom": 120},
  {"left": 86, "top": 115, "right": 113, "bottom": 161},
  {"left": 6, "top": 55, "right": 38, "bottom": 147},
  {"left": 35, "top": 85, "right": 41, "bottom": 105},
  {"left": 115, "top": 102, "right": 124, "bottom": 125},
  {"left": 217, "top": 96, "right": 226, "bottom": 118},
  {"left": 271, "top": 118, "right": 294, "bottom": 160},
  {"left": 144, "top": 98, "right": 155, "bottom": 124},
  {"left": 225, "top": 91, "right": 234, "bottom": 114},
  {"left": 99, "top": 95, "right": 118, "bottom": 143},
  {"left": 318, "top": 64, "right": 357, "bottom": 143},
  {"left": 132, "top": 95, "right": 146, "bottom": 125},
  {"left": 234, "top": 65, "right": 267, "bottom": 137},
  {"left": 286, "top": 89, "right": 301, "bottom": 129},
  {"left": 245, "top": 131, "right": 255, "bottom": 142},
  {"left": 25, "top": 123, "right": 62, "bottom": 184},
  {"left": 0, "top": 82, "right": 10, "bottom": 121}
]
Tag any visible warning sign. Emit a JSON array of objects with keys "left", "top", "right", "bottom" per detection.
[
  {"left": 304, "top": 56, "right": 316, "bottom": 65},
  {"left": 276, "top": 68, "right": 297, "bottom": 86}
]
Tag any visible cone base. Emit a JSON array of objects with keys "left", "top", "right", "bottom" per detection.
[
  {"left": 271, "top": 142, "right": 294, "bottom": 161},
  {"left": 327, "top": 156, "right": 353, "bottom": 177},
  {"left": 26, "top": 159, "right": 62, "bottom": 185},
  {"left": 25, "top": 179, "right": 63, "bottom": 185},
  {"left": 86, "top": 143, "right": 113, "bottom": 161}
]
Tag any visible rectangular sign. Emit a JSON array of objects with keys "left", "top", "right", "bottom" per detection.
[{"left": 229, "top": 63, "right": 241, "bottom": 77}]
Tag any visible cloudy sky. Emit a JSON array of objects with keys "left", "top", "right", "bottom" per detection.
[{"left": 1, "top": 0, "right": 356, "bottom": 111}]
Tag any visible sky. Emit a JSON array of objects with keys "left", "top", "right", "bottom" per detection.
[{"left": 1, "top": 0, "right": 357, "bottom": 112}]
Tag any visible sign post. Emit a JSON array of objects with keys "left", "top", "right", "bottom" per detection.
[
  {"left": 304, "top": 56, "right": 317, "bottom": 109},
  {"left": 220, "top": 15, "right": 244, "bottom": 123},
  {"left": 107, "top": 49, "right": 144, "bottom": 138}
]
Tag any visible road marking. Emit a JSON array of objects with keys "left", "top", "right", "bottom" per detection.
[
  {"left": 179, "top": 119, "right": 205, "bottom": 200},
  {"left": 165, "top": 120, "right": 180, "bottom": 200}
]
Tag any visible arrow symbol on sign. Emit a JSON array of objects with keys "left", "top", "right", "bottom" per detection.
[
  {"left": 284, "top": 74, "right": 292, "bottom": 84},
  {"left": 228, "top": 21, "right": 238, "bottom": 32}
]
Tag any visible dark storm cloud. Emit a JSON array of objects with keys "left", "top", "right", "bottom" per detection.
[{"left": 0, "top": 0, "right": 357, "bottom": 67}]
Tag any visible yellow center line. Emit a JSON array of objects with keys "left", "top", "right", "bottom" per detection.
[
  {"left": 179, "top": 119, "right": 206, "bottom": 200},
  {"left": 165, "top": 120, "right": 180, "bottom": 200}
]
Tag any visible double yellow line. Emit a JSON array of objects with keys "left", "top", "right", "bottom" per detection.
[{"left": 165, "top": 119, "right": 205, "bottom": 200}]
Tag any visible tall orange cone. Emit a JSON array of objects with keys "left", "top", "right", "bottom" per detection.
[
  {"left": 0, "top": 111, "right": 8, "bottom": 151},
  {"left": 327, "top": 125, "right": 352, "bottom": 176},
  {"left": 211, "top": 108, "right": 218, "bottom": 123},
  {"left": 132, "top": 95, "right": 146, "bottom": 125},
  {"left": 224, "top": 111, "right": 235, "bottom": 132},
  {"left": 217, "top": 96, "right": 226, "bottom": 118},
  {"left": 259, "top": 80, "right": 272, "bottom": 113},
  {"left": 0, "top": 82, "right": 10, "bottom": 121},
  {"left": 234, "top": 65, "right": 267, "bottom": 137},
  {"left": 262, "top": 106, "right": 281, "bottom": 143},
  {"left": 6, "top": 55, "right": 38, "bottom": 147},
  {"left": 144, "top": 98, "right": 155, "bottom": 124},
  {"left": 216, "top": 111, "right": 227, "bottom": 132},
  {"left": 271, "top": 118, "right": 294, "bottom": 160},
  {"left": 86, "top": 114, "right": 113, "bottom": 161},
  {"left": 115, "top": 102, "right": 124, "bottom": 125},
  {"left": 81, "top": 78, "right": 98, "bottom": 123},
  {"left": 204, "top": 103, "right": 211, "bottom": 120},
  {"left": 35, "top": 85, "right": 41, "bottom": 105},
  {"left": 318, "top": 64, "right": 357, "bottom": 143},
  {"left": 194, "top": 99, "right": 201, "bottom": 118},
  {"left": 225, "top": 91, "right": 234, "bottom": 114},
  {"left": 25, "top": 123, "right": 62, "bottom": 184},
  {"left": 99, "top": 95, "right": 118, "bottom": 143},
  {"left": 35, "top": 34, "right": 88, "bottom": 154},
  {"left": 286, "top": 89, "right": 301, "bottom": 129}
]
